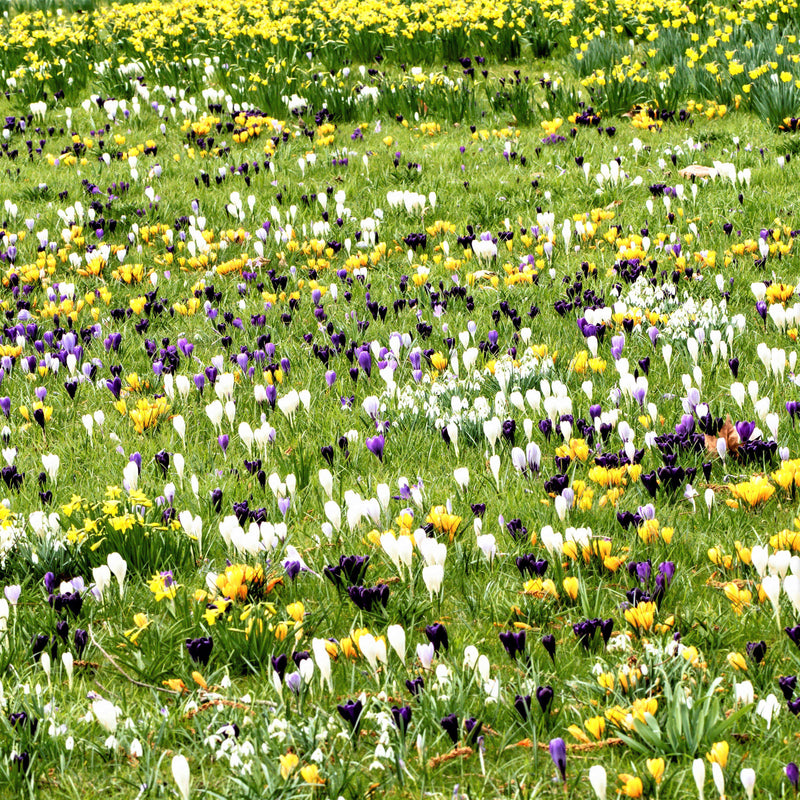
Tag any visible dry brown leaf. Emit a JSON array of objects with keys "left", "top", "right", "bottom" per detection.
[
  {"left": 427, "top": 746, "right": 473, "bottom": 768},
  {"left": 679, "top": 164, "right": 716, "bottom": 179},
  {"left": 535, "top": 738, "right": 624, "bottom": 752},
  {"left": 704, "top": 414, "right": 740, "bottom": 457}
]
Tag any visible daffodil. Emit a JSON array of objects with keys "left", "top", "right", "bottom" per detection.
[{"left": 149, "top": 571, "right": 179, "bottom": 602}]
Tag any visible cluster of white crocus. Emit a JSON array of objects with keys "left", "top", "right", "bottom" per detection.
[
  {"left": 162, "top": 374, "right": 193, "bottom": 401},
  {"left": 321, "top": 483, "right": 391, "bottom": 539},
  {"left": 755, "top": 340, "right": 792, "bottom": 378},
  {"left": 540, "top": 525, "right": 564, "bottom": 556},
  {"left": 205, "top": 396, "right": 277, "bottom": 452},
  {"left": 357, "top": 633, "right": 388, "bottom": 672},
  {"left": 92, "top": 552, "right": 127, "bottom": 599},
  {"left": 391, "top": 347, "right": 553, "bottom": 438},
  {"left": 217, "top": 517, "right": 287, "bottom": 555},
  {"left": 27, "top": 511, "right": 61, "bottom": 539},
  {"left": 463, "top": 644, "right": 498, "bottom": 701},
  {"left": 380, "top": 531, "right": 414, "bottom": 577},
  {"left": 617, "top": 274, "right": 744, "bottom": 342},
  {"left": 81, "top": 409, "right": 106, "bottom": 440},
  {"left": 277, "top": 388, "right": 311, "bottom": 423},
  {"left": 385, "top": 189, "right": 433, "bottom": 214},
  {"left": 418, "top": 535, "right": 446, "bottom": 598},
  {"left": 750, "top": 545, "right": 800, "bottom": 623},
  {"left": 710, "top": 160, "right": 752, "bottom": 186},
  {"left": 473, "top": 517, "right": 497, "bottom": 562}
]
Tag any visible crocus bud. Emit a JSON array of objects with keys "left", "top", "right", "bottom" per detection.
[{"left": 171, "top": 754, "right": 190, "bottom": 800}]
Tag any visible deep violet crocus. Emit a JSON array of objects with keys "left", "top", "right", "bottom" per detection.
[
  {"left": 337, "top": 699, "right": 363, "bottom": 733},
  {"left": 499, "top": 629, "right": 526, "bottom": 659},
  {"left": 542, "top": 634, "right": 556, "bottom": 662},
  {"left": 186, "top": 636, "right": 213, "bottom": 666},
  {"left": 365, "top": 434, "right": 385, "bottom": 462},
  {"left": 425, "top": 623, "right": 449, "bottom": 652},
  {"left": 514, "top": 694, "right": 532, "bottom": 721}
]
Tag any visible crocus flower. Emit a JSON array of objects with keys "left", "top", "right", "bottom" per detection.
[
  {"left": 440, "top": 713, "right": 459, "bottom": 744},
  {"left": 391, "top": 705, "right": 412, "bottom": 734},
  {"left": 499, "top": 629, "right": 526, "bottom": 659},
  {"left": 425, "top": 623, "right": 449, "bottom": 652},
  {"left": 337, "top": 699, "right": 363, "bottom": 733},
  {"left": 549, "top": 737, "right": 566, "bottom": 782},
  {"left": 266, "top": 656, "right": 286, "bottom": 687},
  {"left": 589, "top": 765, "right": 607, "bottom": 800},
  {"left": 74, "top": 629, "right": 88, "bottom": 656},
  {"left": 780, "top": 676, "right": 797, "bottom": 700},
  {"left": 171, "top": 754, "right": 191, "bottom": 800},
  {"left": 185, "top": 636, "right": 213, "bottom": 666},
  {"left": 741, "top": 768, "right": 756, "bottom": 800},
  {"left": 285, "top": 671, "right": 302, "bottom": 694},
  {"left": 4, "top": 585, "right": 20, "bottom": 605},
  {"left": 786, "top": 762, "right": 799, "bottom": 790},
  {"left": 514, "top": 694, "right": 531, "bottom": 721},
  {"left": 365, "top": 434, "right": 385, "bottom": 461},
  {"left": 536, "top": 685, "right": 554, "bottom": 713},
  {"left": 542, "top": 634, "right": 556, "bottom": 662}
]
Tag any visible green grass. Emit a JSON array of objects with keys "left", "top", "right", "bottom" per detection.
[{"left": 0, "top": 1, "right": 799, "bottom": 798}]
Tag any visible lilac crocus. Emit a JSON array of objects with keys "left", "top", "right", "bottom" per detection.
[
  {"left": 285, "top": 671, "right": 302, "bottom": 694},
  {"left": 357, "top": 349, "right": 372, "bottom": 377},
  {"left": 549, "top": 737, "right": 566, "bottom": 782},
  {"left": 787, "top": 762, "right": 800, "bottom": 790},
  {"left": 4, "top": 584, "right": 20, "bottom": 604}
]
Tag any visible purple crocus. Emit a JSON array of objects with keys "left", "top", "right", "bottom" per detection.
[
  {"left": 541, "top": 634, "right": 556, "bottom": 662},
  {"left": 499, "top": 629, "right": 526, "bottom": 659},
  {"left": 549, "top": 737, "right": 567, "bottom": 782},
  {"left": 536, "top": 685, "right": 554, "bottom": 713},
  {"left": 440, "top": 713, "right": 459, "bottom": 744},
  {"left": 391, "top": 705, "right": 412, "bottom": 733},
  {"left": 514, "top": 694, "right": 531, "bottom": 721},
  {"left": 337, "top": 699, "right": 363, "bottom": 732},
  {"left": 365, "top": 434, "right": 385, "bottom": 462},
  {"left": 357, "top": 349, "right": 372, "bottom": 377},
  {"left": 285, "top": 671, "right": 302, "bottom": 694},
  {"left": 425, "top": 623, "right": 449, "bottom": 652},
  {"left": 788, "top": 762, "right": 800, "bottom": 791},
  {"left": 185, "top": 636, "right": 213, "bottom": 666}
]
